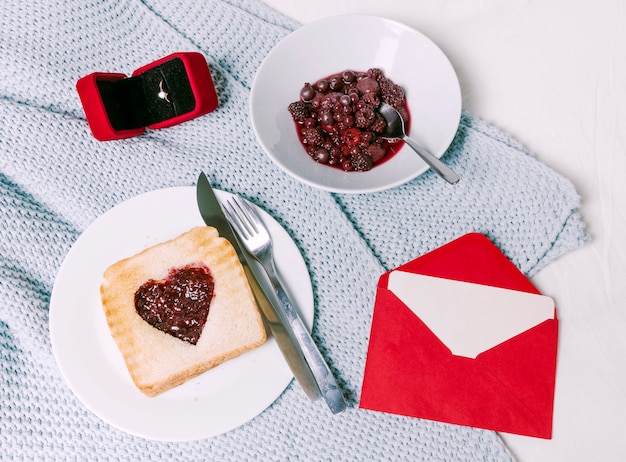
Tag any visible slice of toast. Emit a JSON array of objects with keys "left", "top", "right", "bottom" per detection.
[{"left": 100, "top": 226, "right": 266, "bottom": 397}]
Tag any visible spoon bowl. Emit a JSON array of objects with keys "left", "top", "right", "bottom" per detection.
[{"left": 378, "top": 102, "right": 460, "bottom": 184}]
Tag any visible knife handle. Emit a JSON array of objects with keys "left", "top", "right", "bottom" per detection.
[
  {"left": 242, "top": 265, "right": 322, "bottom": 401},
  {"left": 259, "top": 256, "right": 347, "bottom": 415}
]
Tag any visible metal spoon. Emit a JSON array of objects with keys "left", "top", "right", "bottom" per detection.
[{"left": 377, "top": 102, "right": 460, "bottom": 184}]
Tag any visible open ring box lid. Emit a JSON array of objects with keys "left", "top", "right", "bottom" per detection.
[{"left": 76, "top": 52, "right": 218, "bottom": 141}]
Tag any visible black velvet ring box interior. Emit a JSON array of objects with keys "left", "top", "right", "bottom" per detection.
[{"left": 77, "top": 52, "right": 218, "bottom": 141}]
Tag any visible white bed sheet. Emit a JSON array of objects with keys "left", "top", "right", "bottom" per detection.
[{"left": 260, "top": 1, "right": 626, "bottom": 461}]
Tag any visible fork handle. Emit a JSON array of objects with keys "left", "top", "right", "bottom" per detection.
[{"left": 260, "top": 255, "right": 347, "bottom": 415}]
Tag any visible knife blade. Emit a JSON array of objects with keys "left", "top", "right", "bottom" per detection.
[{"left": 196, "top": 172, "right": 321, "bottom": 401}]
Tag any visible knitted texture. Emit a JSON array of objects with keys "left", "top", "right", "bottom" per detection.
[{"left": 0, "top": 0, "right": 587, "bottom": 460}]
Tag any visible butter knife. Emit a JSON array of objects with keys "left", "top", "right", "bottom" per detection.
[{"left": 196, "top": 172, "right": 321, "bottom": 401}]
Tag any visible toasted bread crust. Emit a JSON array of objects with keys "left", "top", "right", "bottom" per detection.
[{"left": 100, "top": 226, "right": 266, "bottom": 397}]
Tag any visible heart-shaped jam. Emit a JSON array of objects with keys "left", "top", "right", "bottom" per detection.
[{"left": 134, "top": 265, "right": 215, "bottom": 345}]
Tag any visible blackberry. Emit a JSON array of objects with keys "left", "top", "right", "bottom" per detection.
[
  {"left": 370, "top": 113, "right": 387, "bottom": 133},
  {"left": 301, "top": 127, "right": 325, "bottom": 147},
  {"left": 366, "top": 92, "right": 382, "bottom": 106},
  {"left": 288, "top": 101, "right": 309, "bottom": 123},
  {"left": 355, "top": 106, "right": 375, "bottom": 128},
  {"left": 352, "top": 151, "right": 374, "bottom": 171},
  {"left": 367, "top": 68, "right": 385, "bottom": 81},
  {"left": 381, "top": 82, "right": 406, "bottom": 108}
]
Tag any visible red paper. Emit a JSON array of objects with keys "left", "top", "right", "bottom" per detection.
[{"left": 359, "top": 233, "right": 558, "bottom": 439}]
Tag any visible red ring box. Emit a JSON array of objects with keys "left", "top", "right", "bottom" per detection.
[{"left": 76, "top": 52, "right": 218, "bottom": 141}]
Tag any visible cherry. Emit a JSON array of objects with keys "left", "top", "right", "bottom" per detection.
[
  {"left": 342, "top": 70, "right": 357, "bottom": 84},
  {"left": 313, "top": 148, "right": 330, "bottom": 163},
  {"left": 300, "top": 83, "right": 315, "bottom": 102},
  {"left": 342, "top": 128, "right": 361, "bottom": 146},
  {"left": 329, "top": 75, "right": 343, "bottom": 91},
  {"left": 321, "top": 111, "right": 334, "bottom": 126},
  {"left": 315, "top": 79, "right": 329, "bottom": 92}
]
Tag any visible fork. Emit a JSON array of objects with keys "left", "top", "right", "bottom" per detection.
[{"left": 224, "top": 196, "right": 347, "bottom": 415}]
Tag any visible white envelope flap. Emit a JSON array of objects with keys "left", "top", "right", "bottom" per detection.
[{"left": 388, "top": 271, "right": 555, "bottom": 359}]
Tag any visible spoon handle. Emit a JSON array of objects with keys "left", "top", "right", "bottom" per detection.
[{"left": 403, "top": 136, "right": 460, "bottom": 184}]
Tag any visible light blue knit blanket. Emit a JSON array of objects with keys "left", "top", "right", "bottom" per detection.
[{"left": 0, "top": 1, "right": 587, "bottom": 460}]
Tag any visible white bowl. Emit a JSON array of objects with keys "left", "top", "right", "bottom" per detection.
[{"left": 250, "top": 15, "right": 462, "bottom": 194}]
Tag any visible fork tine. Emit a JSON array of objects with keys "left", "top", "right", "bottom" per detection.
[
  {"left": 232, "top": 196, "right": 252, "bottom": 237},
  {"left": 244, "top": 199, "right": 265, "bottom": 234},
  {"left": 231, "top": 198, "right": 255, "bottom": 234},
  {"left": 223, "top": 200, "right": 250, "bottom": 239},
  {"left": 235, "top": 196, "right": 267, "bottom": 236},
  {"left": 224, "top": 195, "right": 267, "bottom": 239}
]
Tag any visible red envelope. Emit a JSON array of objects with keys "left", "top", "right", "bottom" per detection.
[{"left": 359, "top": 233, "right": 558, "bottom": 439}]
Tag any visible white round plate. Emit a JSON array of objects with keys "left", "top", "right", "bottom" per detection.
[
  {"left": 250, "top": 15, "right": 462, "bottom": 194},
  {"left": 49, "top": 187, "right": 313, "bottom": 441}
]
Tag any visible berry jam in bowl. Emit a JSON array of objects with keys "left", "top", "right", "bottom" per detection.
[
  {"left": 288, "top": 68, "right": 409, "bottom": 173},
  {"left": 250, "top": 15, "right": 461, "bottom": 194}
]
